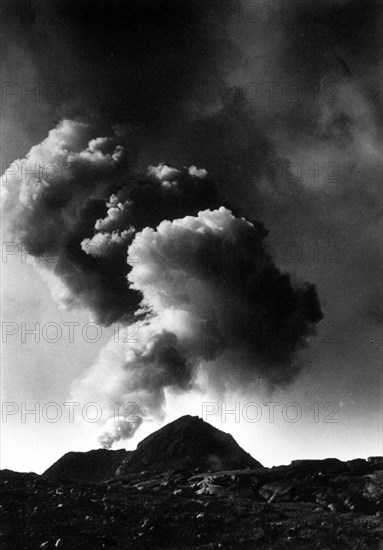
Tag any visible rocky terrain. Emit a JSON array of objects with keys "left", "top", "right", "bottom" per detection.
[{"left": 1, "top": 416, "right": 382, "bottom": 549}]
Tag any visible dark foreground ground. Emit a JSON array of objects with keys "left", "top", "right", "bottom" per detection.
[{"left": 1, "top": 458, "right": 383, "bottom": 550}]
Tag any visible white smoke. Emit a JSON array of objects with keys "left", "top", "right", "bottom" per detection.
[{"left": 71, "top": 207, "right": 322, "bottom": 447}]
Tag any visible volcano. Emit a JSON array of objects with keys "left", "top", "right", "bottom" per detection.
[
  {"left": 42, "top": 416, "right": 261, "bottom": 483},
  {"left": 116, "top": 415, "right": 262, "bottom": 475}
]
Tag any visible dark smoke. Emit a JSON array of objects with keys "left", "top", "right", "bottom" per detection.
[
  {"left": 3, "top": 0, "right": 381, "bottom": 447},
  {"left": 71, "top": 206, "right": 322, "bottom": 446},
  {"left": 2, "top": 121, "right": 220, "bottom": 324}
]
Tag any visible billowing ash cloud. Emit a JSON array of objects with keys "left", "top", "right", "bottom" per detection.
[
  {"left": 2, "top": 118, "right": 323, "bottom": 449},
  {"left": 1, "top": 120, "right": 220, "bottom": 324},
  {"left": 71, "top": 207, "right": 322, "bottom": 447},
  {"left": 12, "top": 0, "right": 378, "bottom": 450},
  {"left": 129, "top": 208, "right": 322, "bottom": 369}
]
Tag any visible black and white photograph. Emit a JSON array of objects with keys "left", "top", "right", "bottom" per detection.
[{"left": 1, "top": 0, "right": 382, "bottom": 548}]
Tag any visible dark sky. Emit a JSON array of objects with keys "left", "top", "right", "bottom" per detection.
[{"left": 1, "top": 0, "right": 382, "bottom": 471}]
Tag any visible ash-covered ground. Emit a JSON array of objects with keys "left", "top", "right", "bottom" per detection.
[{"left": 1, "top": 416, "right": 382, "bottom": 549}]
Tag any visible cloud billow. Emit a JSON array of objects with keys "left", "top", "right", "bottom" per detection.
[
  {"left": 2, "top": 120, "right": 220, "bottom": 325},
  {"left": 72, "top": 207, "right": 322, "bottom": 447}
]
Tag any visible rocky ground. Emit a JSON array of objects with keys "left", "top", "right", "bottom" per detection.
[{"left": 1, "top": 417, "right": 382, "bottom": 549}]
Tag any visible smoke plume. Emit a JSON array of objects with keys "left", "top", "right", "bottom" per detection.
[
  {"left": 2, "top": 120, "right": 220, "bottom": 324},
  {"left": 71, "top": 206, "right": 322, "bottom": 447},
  {"left": 3, "top": 0, "right": 380, "bottom": 449},
  {"left": 2, "top": 121, "right": 322, "bottom": 447}
]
